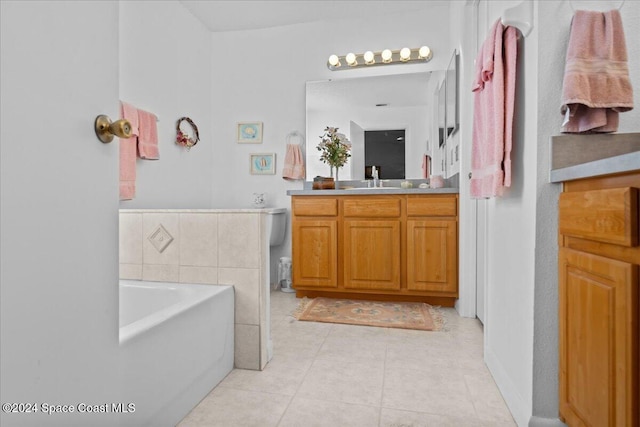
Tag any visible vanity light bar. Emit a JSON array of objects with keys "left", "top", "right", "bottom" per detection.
[{"left": 327, "top": 46, "right": 432, "bottom": 71}]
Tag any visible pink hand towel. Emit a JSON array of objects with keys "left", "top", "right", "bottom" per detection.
[
  {"left": 137, "top": 109, "right": 159, "bottom": 159},
  {"left": 119, "top": 101, "right": 139, "bottom": 200},
  {"left": 282, "top": 144, "right": 305, "bottom": 180},
  {"left": 470, "top": 20, "right": 518, "bottom": 199},
  {"left": 561, "top": 9, "right": 633, "bottom": 133}
]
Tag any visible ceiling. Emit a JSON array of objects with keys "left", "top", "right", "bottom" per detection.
[{"left": 179, "top": 1, "right": 439, "bottom": 32}]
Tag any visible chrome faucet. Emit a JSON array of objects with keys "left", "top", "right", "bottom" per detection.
[{"left": 372, "top": 166, "right": 380, "bottom": 188}]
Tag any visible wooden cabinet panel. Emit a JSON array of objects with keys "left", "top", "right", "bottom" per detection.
[
  {"left": 293, "top": 198, "right": 338, "bottom": 216},
  {"left": 559, "top": 187, "right": 638, "bottom": 247},
  {"left": 407, "top": 220, "right": 457, "bottom": 293},
  {"left": 292, "top": 220, "right": 338, "bottom": 288},
  {"left": 559, "top": 248, "right": 638, "bottom": 427},
  {"left": 407, "top": 195, "right": 457, "bottom": 217},
  {"left": 343, "top": 198, "right": 401, "bottom": 218},
  {"left": 343, "top": 220, "right": 401, "bottom": 290}
]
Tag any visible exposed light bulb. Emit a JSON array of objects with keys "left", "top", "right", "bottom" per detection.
[
  {"left": 363, "top": 51, "right": 375, "bottom": 65},
  {"left": 400, "top": 47, "right": 411, "bottom": 61},
  {"left": 328, "top": 54, "right": 340, "bottom": 67},
  {"left": 418, "top": 46, "right": 431, "bottom": 59},
  {"left": 381, "top": 49, "right": 392, "bottom": 63},
  {"left": 345, "top": 52, "right": 357, "bottom": 66}
]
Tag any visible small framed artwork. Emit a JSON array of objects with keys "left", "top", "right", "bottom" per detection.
[
  {"left": 250, "top": 153, "right": 276, "bottom": 175},
  {"left": 237, "top": 122, "right": 263, "bottom": 143}
]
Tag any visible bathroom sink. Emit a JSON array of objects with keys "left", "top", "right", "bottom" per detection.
[{"left": 345, "top": 187, "right": 399, "bottom": 190}]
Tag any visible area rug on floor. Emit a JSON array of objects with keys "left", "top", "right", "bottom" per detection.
[{"left": 293, "top": 297, "right": 443, "bottom": 331}]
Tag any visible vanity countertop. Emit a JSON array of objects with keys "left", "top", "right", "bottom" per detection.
[
  {"left": 287, "top": 187, "right": 459, "bottom": 196},
  {"left": 550, "top": 151, "right": 640, "bottom": 183},
  {"left": 549, "top": 133, "right": 640, "bottom": 183}
]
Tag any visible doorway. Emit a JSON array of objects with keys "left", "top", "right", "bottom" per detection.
[{"left": 364, "top": 129, "right": 406, "bottom": 179}]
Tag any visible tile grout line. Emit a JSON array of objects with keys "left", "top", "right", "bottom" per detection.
[
  {"left": 274, "top": 311, "right": 332, "bottom": 426},
  {"left": 378, "top": 343, "right": 389, "bottom": 427}
]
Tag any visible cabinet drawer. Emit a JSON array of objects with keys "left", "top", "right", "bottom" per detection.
[
  {"left": 559, "top": 187, "right": 638, "bottom": 247},
  {"left": 407, "top": 196, "right": 457, "bottom": 217},
  {"left": 343, "top": 198, "right": 401, "bottom": 218},
  {"left": 293, "top": 198, "right": 338, "bottom": 216}
]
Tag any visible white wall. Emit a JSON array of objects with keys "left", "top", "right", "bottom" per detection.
[
  {"left": 209, "top": 3, "right": 452, "bottom": 273},
  {"left": 119, "top": 0, "right": 213, "bottom": 209},
  {"left": 1, "top": 2, "right": 121, "bottom": 426}
]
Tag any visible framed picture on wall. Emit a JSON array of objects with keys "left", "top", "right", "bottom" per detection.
[
  {"left": 237, "top": 122, "right": 263, "bottom": 143},
  {"left": 250, "top": 153, "right": 276, "bottom": 175}
]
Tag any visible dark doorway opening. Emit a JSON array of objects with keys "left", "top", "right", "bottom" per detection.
[{"left": 364, "top": 129, "right": 405, "bottom": 179}]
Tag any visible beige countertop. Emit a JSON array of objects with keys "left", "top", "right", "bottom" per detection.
[
  {"left": 550, "top": 133, "right": 640, "bottom": 183},
  {"left": 287, "top": 187, "right": 459, "bottom": 196}
]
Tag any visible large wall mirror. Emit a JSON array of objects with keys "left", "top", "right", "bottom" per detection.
[{"left": 306, "top": 71, "right": 443, "bottom": 180}]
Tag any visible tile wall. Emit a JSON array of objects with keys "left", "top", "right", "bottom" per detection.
[{"left": 119, "top": 209, "right": 270, "bottom": 370}]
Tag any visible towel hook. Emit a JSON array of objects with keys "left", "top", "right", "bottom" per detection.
[
  {"left": 94, "top": 115, "right": 132, "bottom": 143},
  {"left": 286, "top": 131, "right": 305, "bottom": 146}
]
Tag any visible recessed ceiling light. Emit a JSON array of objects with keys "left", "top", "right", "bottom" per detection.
[{"left": 375, "top": 103, "right": 388, "bottom": 107}]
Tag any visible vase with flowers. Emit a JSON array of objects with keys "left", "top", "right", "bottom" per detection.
[{"left": 316, "top": 126, "right": 351, "bottom": 186}]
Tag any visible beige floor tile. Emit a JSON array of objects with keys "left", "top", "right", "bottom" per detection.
[
  {"left": 380, "top": 408, "right": 486, "bottom": 427},
  {"left": 179, "top": 291, "right": 516, "bottom": 427},
  {"left": 278, "top": 397, "right": 380, "bottom": 427},
  {"left": 315, "top": 335, "right": 387, "bottom": 363},
  {"left": 382, "top": 366, "right": 477, "bottom": 418},
  {"left": 219, "top": 355, "right": 313, "bottom": 396},
  {"left": 297, "top": 358, "right": 385, "bottom": 407},
  {"left": 178, "top": 386, "right": 290, "bottom": 427}
]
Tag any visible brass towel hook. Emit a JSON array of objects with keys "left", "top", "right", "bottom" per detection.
[{"left": 94, "top": 115, "right": 132, "bottom": 143}]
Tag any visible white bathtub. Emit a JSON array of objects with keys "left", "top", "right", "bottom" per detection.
[{"left": 119, "top": 280, "right": 234, "bottom": 427}]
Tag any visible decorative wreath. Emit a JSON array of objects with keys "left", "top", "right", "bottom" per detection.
[{"left": 175, "top": 117, "right": 200, "bottom": 149}]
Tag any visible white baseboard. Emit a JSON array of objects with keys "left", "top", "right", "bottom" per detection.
[{"left": 485, "top": 347, "right": 531, "bottom": 427}]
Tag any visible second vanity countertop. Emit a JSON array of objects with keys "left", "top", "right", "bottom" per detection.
[{"left": 287, "top": 187, "right": 459, "bottom": 196}]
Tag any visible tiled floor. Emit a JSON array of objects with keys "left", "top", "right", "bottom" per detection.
[{"left": 179, "top": 291, "right": 516, "bottom": 427}]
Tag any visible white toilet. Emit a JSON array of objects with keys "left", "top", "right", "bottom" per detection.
[{"left": 266, "top": 208, "right": 287, "bottom": 246}]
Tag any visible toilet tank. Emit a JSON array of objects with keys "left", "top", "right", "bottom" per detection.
[{"left": 266, "top": 209, "right": 287, "bottom": 246}]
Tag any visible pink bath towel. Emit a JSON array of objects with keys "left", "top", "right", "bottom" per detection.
[
  {"left": 470, "top": 20, "right": 518, "bottom": 198},
  {"left": 137, "top": 108, "right": 159, "bottom": 160},
  {"left": 119, "top": 102, "right": 139, "bottom": 200},
  {"left": 282, "top": 144, "right": 305, "bottom": 180},
  {"left": 561, "top": 9, "right": 633, "bottom": 133}
]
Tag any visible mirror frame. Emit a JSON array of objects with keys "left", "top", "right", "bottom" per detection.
[{"left": 446, "top": 49, "right": 459, "bottom": 138}]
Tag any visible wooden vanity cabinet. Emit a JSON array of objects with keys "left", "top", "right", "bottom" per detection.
[
  {"left": 558, "top": 171, "right": 639, "bottom": 427},
  {"left": 406, "top": 195, "right": 458, "bottom": 295},
  {"left": 343, "top": 198, "right": 402, "bottom": 291},
  {"left": 291, "top": 193, "right": 459, "bottom": 305},
  {"left": 291, "top": 198, "right": 338, "bottom": 288}
]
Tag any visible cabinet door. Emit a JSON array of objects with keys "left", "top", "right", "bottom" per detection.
[
  {"left": 292, "top": 220, "right": 338, "bottom": 288},
  {"left": 559, "top": 248, "right": 638, "bottom": 427},
  {"left": 406, "top": 220, "right": 457, "bottom": 293},
  {"left": 343, "top": 220, "right": 401, "bottom": 290}
]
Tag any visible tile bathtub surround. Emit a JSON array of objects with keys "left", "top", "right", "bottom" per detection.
[
  {"left": 178, "top": 291, "right": 517, "bottom": 427},
  {"left": 119, "top": 209, "right": 274, "bottom": 370}
]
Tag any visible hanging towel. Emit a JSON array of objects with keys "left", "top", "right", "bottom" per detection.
[
  {"left": 470, "top": 20, "right": 518, "bottom": 198},
  {"left": 282, "top": 144, "right": 305, "bottom": 180},
  {"left": 119, "top": 102, "right": 139, "bottom": 200},
  {"left": 561, "top": 9, "right": 633, "bottom": 133},
  {"left": 137, "top": 109, "right": 159, "bottom": 159},
  {"left": 421, "top": 154, "right": 431, "bottom": 179}
]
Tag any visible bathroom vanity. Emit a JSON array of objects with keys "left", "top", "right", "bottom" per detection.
[
  {"left": 287, "top": 188, "right": 459, "bottom": 306},
  {"left": 551, "top": 134, "right": 639, "bottom": 427}
]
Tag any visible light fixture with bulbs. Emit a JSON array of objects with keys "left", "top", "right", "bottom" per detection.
[{"left": 327, "top": 46, "right": 432, "bottom": 70}]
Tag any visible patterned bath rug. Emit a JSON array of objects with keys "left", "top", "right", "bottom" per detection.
[{"left": 293, "top": 297, "right": 443, "bottom": 331}]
